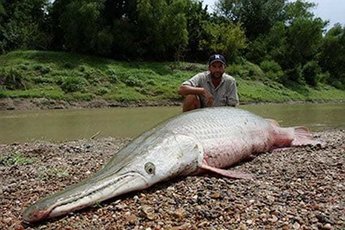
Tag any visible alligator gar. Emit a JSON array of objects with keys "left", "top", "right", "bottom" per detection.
[{"left": 22, "top": 107, "right": 318, "bottom": 224}]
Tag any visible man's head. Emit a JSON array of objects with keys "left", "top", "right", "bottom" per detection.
[
  {"left": 208, "top": 54, "right": 226, "bottom": 66},
  {"left": 208, "top": 54, "right": 226, "bottom": 78}
]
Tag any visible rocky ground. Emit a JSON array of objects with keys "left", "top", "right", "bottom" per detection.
[{"left": 0, "top": 130, "right": 344, "bottom": 230}]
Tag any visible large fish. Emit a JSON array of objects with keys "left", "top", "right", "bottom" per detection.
[{"left": 23, "top": 107, "right": 318, "bottom": 224}]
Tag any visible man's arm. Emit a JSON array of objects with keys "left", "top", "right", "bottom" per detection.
[
  {"left": 178, "top": 85, "right": 205, "bottom": 96},
  {"left": 229, "top": 80, "right": 239, "bottom": 106},
  {"left": 178, "top": 85, "right": 214, "bottom": 106}
]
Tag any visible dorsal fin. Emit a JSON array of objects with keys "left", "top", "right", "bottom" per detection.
[{"left": 265, "top": 119, "right": 280, "bottom": 127}]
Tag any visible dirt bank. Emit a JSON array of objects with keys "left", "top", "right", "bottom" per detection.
[
  {"left": 0, "top": 98, "right": 181, "bottom": 111},
  {"left": 2, "top": 98, "right": 344, "bottom": 111},
  {"left": 0, "top": 130, "right": 344, "bottom": 229}
]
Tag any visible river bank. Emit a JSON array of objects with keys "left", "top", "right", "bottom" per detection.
[
  {"left": 1, "top": 129, "right": 344, "bottom": 229},
  {"left": 0, "top": 98, "right": 181, "bottom": 111},
  {"left": 1, "top": 50, "right": 345, "bottom": 110},
  {"left": 1, "top": 97, "right": 344, "bottom": 111}
]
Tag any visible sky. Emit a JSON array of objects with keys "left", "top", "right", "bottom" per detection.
[{"left": 202, "top": 0, "right": 345, "bottom": 28}]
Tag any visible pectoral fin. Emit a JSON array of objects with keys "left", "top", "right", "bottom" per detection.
[{"left": 200, "top": 164, "right": 253, "bottom": 180}]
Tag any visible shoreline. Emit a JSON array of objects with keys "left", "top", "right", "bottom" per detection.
[
  {"left": 1, "top": 130, "right": 344, "bottom": 229},
  {"left": 1, "top": 97, "right": 344, "bottom": 111},
  {"left": 0, "top": 98, "right": 181, "bottom": 111}
]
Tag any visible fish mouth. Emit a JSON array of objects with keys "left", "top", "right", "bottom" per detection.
[{"left": 22, "top": 171, "right": 147, "bottom": 224}]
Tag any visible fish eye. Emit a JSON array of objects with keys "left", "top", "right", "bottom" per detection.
[{"left": 144, "top": 162, "right": 155, "bottom": 175}]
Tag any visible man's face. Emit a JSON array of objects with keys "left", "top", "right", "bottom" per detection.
[{"left": 208, "top": 61, "right": 225, "bottom": 78}]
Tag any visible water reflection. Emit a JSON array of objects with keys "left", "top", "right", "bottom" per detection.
[
  {"left": 242, "top": 103, "right": 345, "bottom": 130},
  {"left": 0, "top": 103, "right": 344, "bottom": 144}
]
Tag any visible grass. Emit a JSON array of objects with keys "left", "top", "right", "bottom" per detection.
[
  {"left": 0, "top": 50, "right": 344, "bottom": 104},
  {"left": 0, "top": 152, "right": 35, "bottom": 166}
]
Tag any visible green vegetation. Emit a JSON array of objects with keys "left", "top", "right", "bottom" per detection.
[
  {"left": 0, "top": 50, "right": 344, "bottom": 104},
  {"left": 1, "top": 0, "right": 345, "bottom": 90},
  {"left": 36, "top": 166, "right": 70, "bottom": 180},
  {"left": 0, "top": 151, "right": 35, "bottom": 166}
]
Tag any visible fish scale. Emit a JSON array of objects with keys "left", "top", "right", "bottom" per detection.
[{"left": 162, "top": 107, "right": 274, "bottom": 168}]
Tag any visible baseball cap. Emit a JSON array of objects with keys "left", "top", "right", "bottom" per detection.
[{"left": 208, "top": 54, "right": 226, "bottom": 66}]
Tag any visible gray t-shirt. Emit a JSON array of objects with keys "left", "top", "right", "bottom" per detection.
[{"left": 182, "top": 71, "right": 239, "bottom": 107}]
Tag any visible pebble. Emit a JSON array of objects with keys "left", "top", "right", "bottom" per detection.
[{"left": 1, "top": 130, "right": 344, "bottom": 229}]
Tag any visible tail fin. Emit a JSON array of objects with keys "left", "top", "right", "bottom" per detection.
[{"left": 291, "top": 126, "right": 321, "bottom": 146}]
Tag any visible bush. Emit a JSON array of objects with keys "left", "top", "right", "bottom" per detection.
[
  {"left": 145, "top": 79, "right": 156, "bottom": 86},
  {"left": 318, "top": 71, "right": 330, "bottom": 84},
  {"left": 32, "top": 76, "right": 54, "bottom": 84},
  {"left": 302, "top": 61, "right": 321, "bottom": 87},
  {"left": 63, "top": 62, "right": 74, "bottom": 69},
  {"left": 229, "top": 61, "right": 264, "bottom": 80},
  {"left": 107, "top": 74, "right": 118, "bottom": 83},
  {"left": 260, "top": 60, "right": 284, "bottom": 81},
  {"left": 33, "top": 64, "right": 51, "bottom": 74},
  {"left": 0, "top": 68, "right": 27, "bottom": 90},
  {"left": 60, "top": 76, "right": 88, "bottom": 93},
  {"left": 96, "top": 87, "right": 110, "bottom": 95},
  {"left": 282, "top": 66, "right": 304, "bottom": 86},
  {"left": 123, "top": 76, "right": 144, "bottom": 87}
]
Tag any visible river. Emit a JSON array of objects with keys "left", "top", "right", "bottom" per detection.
[{"left": 0, "top": 103, "right": 344, "bottom": 144}]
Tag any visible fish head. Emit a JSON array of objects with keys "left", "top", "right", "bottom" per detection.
[
  {"left": 23, "top": 132, "right": 203, "bottom": 224},
  {"left": 113, "top": 132, "right": 204, "bottom": 186}
]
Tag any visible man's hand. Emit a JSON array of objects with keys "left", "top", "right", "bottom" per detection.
[{"left": 203, "top": 88, "right": 214, "bottom": 107}]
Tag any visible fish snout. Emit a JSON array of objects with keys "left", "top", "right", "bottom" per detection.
[{"left": 22, "top": 205, "right": 51, "bottom": 224}]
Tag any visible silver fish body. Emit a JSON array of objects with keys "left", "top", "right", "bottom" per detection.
[{"left": 23, "top": 107, "right": 315, "bottom": 223}]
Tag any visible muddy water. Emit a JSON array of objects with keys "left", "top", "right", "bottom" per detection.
[{"left": 0, "top": 103, "right": 344, "bottom": 144}]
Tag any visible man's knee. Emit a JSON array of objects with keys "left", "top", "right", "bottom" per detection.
[{"left": 182, "top": 95, "right": 200, "bottom": 112}]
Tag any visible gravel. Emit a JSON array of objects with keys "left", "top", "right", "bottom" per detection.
[{"left": 0, "top": 130, "right": 344, "bottom": 229}]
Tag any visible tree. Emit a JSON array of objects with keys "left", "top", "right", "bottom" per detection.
[
  {"left": 302, "top": 60, "right": 321, "bottom": 87},
  {"left": 283, "top": 0, "right": 316, "bottom": 24},
  {"left": 0, "top": 0, "right": 51, "bottom": 53},
  {"left": 201, "top": 22, "right": 246, "bottom": 62},
  {"left": 285, "top": 17, "right": 324, "bottom": 67},
  {"left": 319, "top": 24, "right": 345, "bottom": 89},
  {"left": 185, "top": 0, "right": 210, "bottom": 61},
  {"left": 247, "top": 0, "right": 325, "bottom": 86},
  {"left": 245, "top": 21, "right": 287, "bottom": 64},
  {"left": 49, "top": 0, "right": 73, "bottom": 50},
  {"left": 215, "top": 0, "right": 286, "bottom": 40},
  {"left": 60, "top": 0, "right": 104, "bottom": 54},
  {"left": 136, "top": 0, "right": 188, "bottom": 59}
]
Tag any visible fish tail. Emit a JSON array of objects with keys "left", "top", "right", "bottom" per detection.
[{"left": 291, "top": 126, "right": 320, "bottom": 146}]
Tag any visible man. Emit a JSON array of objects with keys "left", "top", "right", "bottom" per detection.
[{"left": 178, "top": 54, "right": 239, "bottom": 112}]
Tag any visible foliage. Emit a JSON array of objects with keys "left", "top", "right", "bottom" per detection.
[
  {"left": 60, "top": 76, "right": 88, "bottom": 93},
  {"left": 60, "top": 0, "right": 103, "bottom": 53},
  {"left": 0, "top": 0, "right": 51, "bottom": 53},
  {"left": 201, "top": 22, "right": 246, "bottom": 62},
  {"left": 302, "top": 61, "right": 321, "bottom": 87},
  {"left": 0, "top": 0, "right": 344, "bottom": 90},
  {"left": 0, "top": 68, "right": 27, "bottom": 90},
  {"left": 1, "top": 50, "right": 345, "bottom": 104},
  {"left": 283, "top": 0, "right": 316, "bottom": 23},
  {"left": 284, "top": 17, "right": 323, "bottom": 67},
  {"left": 229, "top": 61, "right": 265, "bottom": 80},
  {"left": 259, "top": 60, "right": 284, "bottom": 81},
  {"left": 318, "top": 24, "right": 345, "bottom": 89},
  {"left": 185, "top": 0, "right": 210, "bottom": 60},
  {"left": 136, "top": 0, "right": 189, "bottom": 59},
  {"left": 215, "top": 0, "right": 285, "bottom": 40}
]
